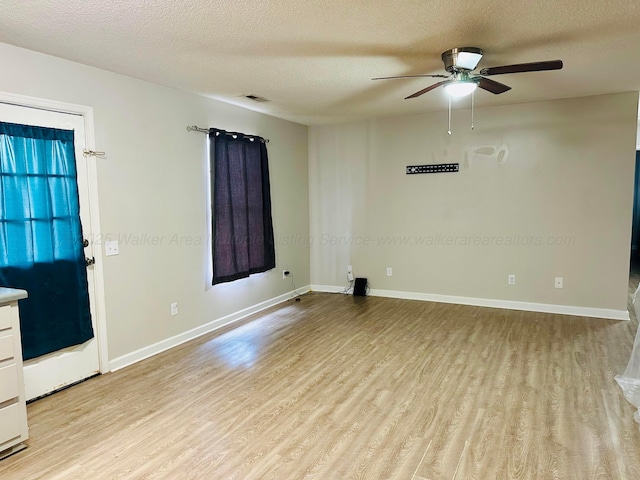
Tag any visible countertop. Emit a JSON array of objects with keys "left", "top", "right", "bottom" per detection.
[{"left": 0, "top": 287, "right": 28, "bottom": 304}]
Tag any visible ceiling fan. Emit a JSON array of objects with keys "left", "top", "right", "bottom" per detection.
[{"left": 373, "top": 47, "right": 563, "bottom": 99}]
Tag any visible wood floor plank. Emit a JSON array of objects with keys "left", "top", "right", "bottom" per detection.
[{"left": 1, "top": 292, "right": 640, "bottom": 479}]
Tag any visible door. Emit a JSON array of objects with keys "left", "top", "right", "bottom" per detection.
[{"left": 0, "top": 102, "right": 100, "bottom": 400}]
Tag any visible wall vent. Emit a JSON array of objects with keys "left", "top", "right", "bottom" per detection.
[{"left": 243, "top": 94, "right": 269, "bottom": 102}]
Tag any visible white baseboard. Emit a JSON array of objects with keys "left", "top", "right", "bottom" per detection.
[
  {"left": 310, "top": 284, "right": 629, "bottom": 321},
  {"left": 310, "top": 284, "right": 346, "bottom": 294},
  {"left": 109, "top": 285, "right": 311, "bottom": 372}
]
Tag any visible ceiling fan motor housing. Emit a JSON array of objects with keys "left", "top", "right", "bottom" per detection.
[{"left": 442, "top": 47, "right": 484, "bottom": 73}]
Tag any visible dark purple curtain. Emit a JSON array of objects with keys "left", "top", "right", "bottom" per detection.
[{"left": 210, "top": 129, "right": 275, "bottom": 285}]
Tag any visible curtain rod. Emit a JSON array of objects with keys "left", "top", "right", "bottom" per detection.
[{"left": 186, "top": 125, "right": 269, "bottom": 143}]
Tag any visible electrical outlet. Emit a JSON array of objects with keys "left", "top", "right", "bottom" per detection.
[
  {"left": 170, "top": 302, "right": 178, "bottom": 316},
  {"left": 282, "top": 270, "right": 290, "bottom": 280},
  {"left": 347, "top": 265, "right": 354, "bottom": 281},
  {"left": 508, "top": 274, "right": 516, "bottom": 285},
  {"left": 386, "top": 267, "right": 392, "bottom": 277},
  {"left": 555, "top": 277, "right": 563, "bottom": 289}
]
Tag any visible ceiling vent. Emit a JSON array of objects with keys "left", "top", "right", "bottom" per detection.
[{"left": 243, "top": 94, "right": 269, "bottom": 102}]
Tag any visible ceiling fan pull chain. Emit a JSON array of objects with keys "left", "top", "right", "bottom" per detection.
[
  {"left": 471, "top": 91, "right": 475, "bottom": 130},
  {"left": 447, "top": 96, "right": 452, "bottom": 135}
]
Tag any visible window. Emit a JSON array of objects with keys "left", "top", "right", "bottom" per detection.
[{"left": 209, "top": 129, "right": 275, "bottom": 285}]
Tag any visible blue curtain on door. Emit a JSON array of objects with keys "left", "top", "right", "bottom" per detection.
[
  {"left": 631, "top": 151, "right": 640, "bottom": 259},
  {"left": 0, "top": 121, "right": 93, "bottom": 360}
]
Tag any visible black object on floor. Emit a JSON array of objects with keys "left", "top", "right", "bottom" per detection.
[{"left": 353, "top": 277, "right": 368, "bottom": 296}]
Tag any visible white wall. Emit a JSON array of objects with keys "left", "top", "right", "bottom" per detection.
[
  {"left": 310, "top": 92, "right": 639, "bottom": 314},
  {"left": 0, "top": 42, "right": 310, "bottom": 364},
  {"left": 1, "top": 39, "right": 635, "bottom": 370}
]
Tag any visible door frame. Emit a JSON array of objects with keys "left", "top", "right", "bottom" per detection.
[{"left": 0, "top": 90, "right": 109, "bottom": 374}]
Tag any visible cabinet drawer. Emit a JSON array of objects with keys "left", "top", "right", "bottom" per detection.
[
  {"left": 0, "top": 306, "right": 10, "bottom": 330},
  {"left": 0, "top": 403, "right": 21, "bottom": 445},
  {"left": 0, "top": 363, "right": 19, "bottom": 403},
  {"left": 0, "top": 335, "right": 13, "bottom": 362}
]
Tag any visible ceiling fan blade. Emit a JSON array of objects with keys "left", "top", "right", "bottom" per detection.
[
  {"left": 478, "top": 60, "right": 563, "bottom": 76},
  {"left": 372, "top": 74, "right": 449, "bottom": 80},
  {"left": 405, "top": 80, "right": 451, "bottom": 99},
  {"left": 475, "top": 77, "right": 512, "bottom": 94}
]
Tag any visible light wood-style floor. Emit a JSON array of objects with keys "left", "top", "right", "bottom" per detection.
[{"left": 2, "top": 290, "right": 640, "bottom": 479}]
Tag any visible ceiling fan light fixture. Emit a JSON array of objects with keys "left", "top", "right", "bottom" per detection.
[
  {"left": 444, "top": 81, "right": 478, "bottom": 98},
  {"left": 442, "top": 47, "right": 484, "bottom": 73},
  {"left": 454, "top": 51, "right": 483, "bottom": 70}
]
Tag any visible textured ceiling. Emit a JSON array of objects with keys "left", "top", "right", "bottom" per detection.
[{"left": 1, "top": 0, "right": 640, "bottom": 125}]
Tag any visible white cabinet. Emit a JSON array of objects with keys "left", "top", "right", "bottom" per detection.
[{"left": 0, "top": 289, "right": 28, "bottom": 460}]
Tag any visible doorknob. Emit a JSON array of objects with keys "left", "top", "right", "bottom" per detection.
[
  {"left": 85, "top": 257, "right": 95, "bottom": 267},
  {"left": 82, "top": 239, "right": 89, "bottom": 248}
]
